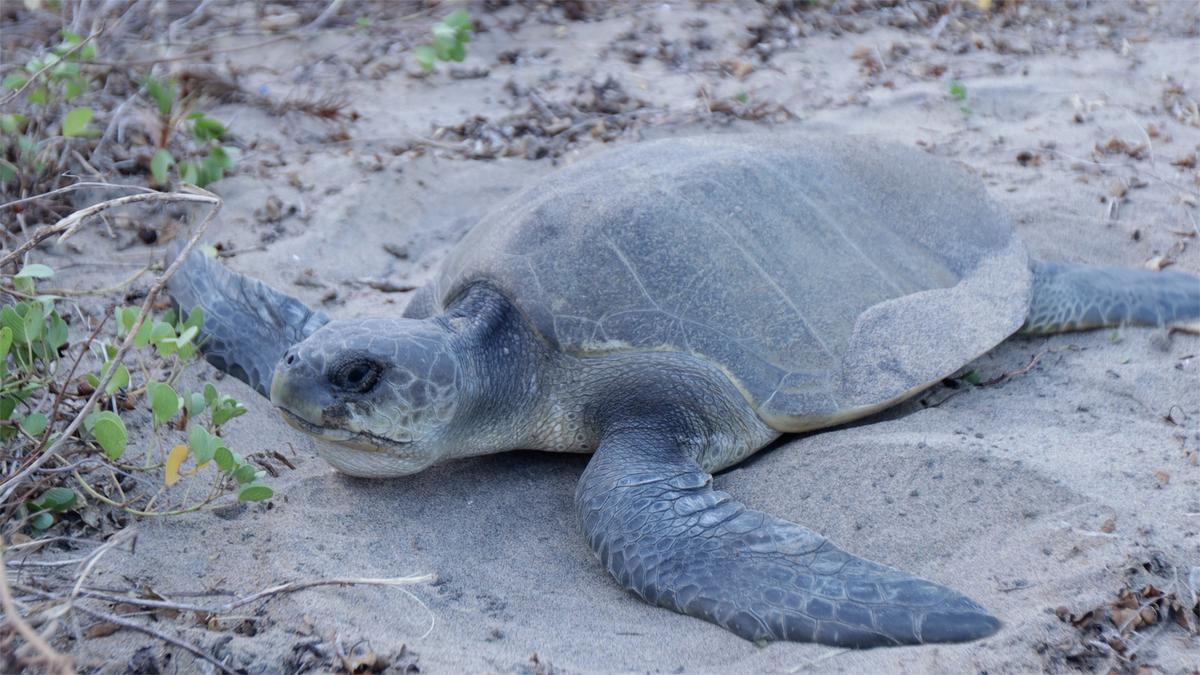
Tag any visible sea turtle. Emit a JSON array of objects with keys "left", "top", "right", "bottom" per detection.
[{"left": 169, "top": 135, "right": 1200, "bottom": 648}]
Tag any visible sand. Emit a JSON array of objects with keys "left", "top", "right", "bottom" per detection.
[{"left": 13, "top": 1, "right": 1200, "bottom": 672}]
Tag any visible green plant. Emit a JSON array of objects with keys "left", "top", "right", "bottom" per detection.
[
  {"left": 949, "top": 81, "right": 972, "bottom": 115},
  {"left": 413, "top": 9, "right": 473, "bottom": 72},
  {"left": 2, "top": 261, "right": 270, "bottom": 533},
  {"left": 141, "top": 75, "right": 239, "bottom": 188},
  {"left": 0, "top": 30, "right": 99, "bottom": 186},
  {"left": 22, "top": 487, "right": 77, "bottom": 532}
]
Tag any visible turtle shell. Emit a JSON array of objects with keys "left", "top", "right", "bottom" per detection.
[{"left": 434, "top": 135, "right": 1031, "bottom": 432}]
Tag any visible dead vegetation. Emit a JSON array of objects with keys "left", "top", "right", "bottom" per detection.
[{"left": 1048, "top": 555, "right": 1200, "bottom": 673}]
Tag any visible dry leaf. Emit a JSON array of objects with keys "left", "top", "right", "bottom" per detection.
[
  {"left": 1111, "top": 606, "right": 1141, "bottom": 631},
  {"left": 165, "top": 444, "right": 188, "bottom": 486},
  {"left": 85, "top": 622, "right": 121, "bottom": 639},
  {"left": 341, "top": 650, "right": 379, "bottom": 674},
  {"left": 1171, "top": 152, "right": 1197, "bottom": 169},
  {"left": 1100, "top": 518, "right": 1117, "bottom": 533},
  {"left": 1154, "top": 469, "right": 1170, "bottom": 485}
]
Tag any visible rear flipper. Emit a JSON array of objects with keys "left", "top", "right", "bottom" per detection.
[
  {"left": 167, "top": 247, "right": 329, "bottom": 398},
  {"left": 1022, "top": 260, "right": 1200, "bottom": 335},
  {"left": 577, "top": 429, "right": 1000, "bottom": 647}
]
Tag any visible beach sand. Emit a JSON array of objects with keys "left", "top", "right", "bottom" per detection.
[{"left": 21, "top": 1, "right": 1199, "bottom": 672}]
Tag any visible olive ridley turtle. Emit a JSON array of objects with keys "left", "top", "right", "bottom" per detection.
[{"left": 169, "top": 135, "right": 1200, "bottom": 648}]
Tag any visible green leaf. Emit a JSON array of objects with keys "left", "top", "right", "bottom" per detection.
[
  {"left": 190, "top": 114, "right": 225, "bottom": 142},
  {"left": 80, "top": 43, "right": 97, "bottom": 61},
  {"left": 432, "top": 29, "right": 457, "bottom": 61},
  {"left": 39, "top": 487, "right": 76, "bottom": 511},
  {"left": 447, "top": 42, "right": 466, "bottom": 62},
  {"left": 232, "top": 463, "right": 257, "bottom": 484},
  {"left": 238, "top": 483, "right": 273, "bottom": 502},
  {"left": 355, "top": 16, "right": 371, "bottom": 28},
  {"left": 116, "top": 306, "right": 139, "bottom": 337},
  {"left": 63, "top": 78, "right": 84, "bottom": 101},
  {"left": 180, "top": 306, "right": 204, "bottom": 331},
  {"left": 0, "top": 113, "right": 26, "bottom": 134},
  {"left": 187, "top": 424, "right": 220, "bottom": 465},
  {"left": 962, "top": 369, "right": 982, "bottom": 386},
  {"left": 0, "top": 160, "right": 17, "bottom": 184},
  {"left": 175, "top": 325, "right": 198, "bottom": 347},
  {"left": 444, "top": 9, "right": 471, "bottom": 31},
  {"left": 203, "top": 383, "right": 218, "bottom": 406},
  {"left": 0, "top": 325, "right": 12, "bottom": 359},
  {"left": 179, "top": 161, "right": 199, "bottom": 185},
  {"left": 214, "top": 445, "right": 234, "bottom": 473},
  {"left": 2, "top": 74, "right": 27, "bottom": 90},
  {"left": 62, "top": 107, "right": 93, "bottom": 137},
  {"left": 52, "top": 61, "right": 80, "bottom": 78},
  {"left": 208, "top": 144, "right": 239, "bottom": 171},
  {"left": 27, "top": 87, "right": 47, "bottom": 105},
  {"left": 1, "top": 306, "right": 24, "bottom": 344},
  {"left": 148, "top": 381, "right": 179, "bottom": 426},
  {"left": 150, "top": 149, "right": 174, "bottom": 185},
  {"left": 45, "top": 313, "right": 68, "bottom": 351},
  {"left": 176, "top": 343, "right": 198, "bottom": 362},
  {"left": 143, "top": 76, "right": 176, "bottom": 118},
  {"left": 103, "top": 362, "right": 130, "bottom": 395},
  {"left": 20, "top": 412, "right": 48, "bottom": 436},
  {"left": 15, "top": 263, "right": 54, "bottom": 279},
  {"left": 92, "top": 413, "right": 127, "bottom": 459},
  {"left": 0, "top": 327, "right": 9, "bottom": 377},
  {"left": 21, "top": 305, "right": 42, "bottom": 342},
  {"left": 133, "top": 318, "right": 154, "bottom": 348},
  {"left": 186, "top": 392, "right": 206, "bottom": 417},
  {"left": 149, "top": 320, "right": 176, "bottom": 353},
  {"left": 61, "top": 30, "right": 83, "bottom": 45},
  {"left": 29, "top": 511, "right": 54, "bottom": 531},
  {"left": 212, "top": 399, "right": 247, "bottom": 427},
  {"left": 413, "top": 46, "right": 436, "bottom": 72}
]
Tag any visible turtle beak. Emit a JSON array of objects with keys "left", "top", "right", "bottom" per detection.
[{"left": 270, "top": 347, "right": 333, "bottom": 430}]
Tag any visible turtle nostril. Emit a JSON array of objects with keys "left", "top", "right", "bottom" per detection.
[{"left": 285, "top": 352, "right": 296, "bottom": 366}]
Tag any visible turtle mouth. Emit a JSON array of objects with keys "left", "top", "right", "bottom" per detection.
[{"left": 277, "top": 407, "right": 409, "bottom": 452}]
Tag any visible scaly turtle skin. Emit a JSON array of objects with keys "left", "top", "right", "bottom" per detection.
[{"left": 169, "top": 135, "right": 1200, "bottom": 648}]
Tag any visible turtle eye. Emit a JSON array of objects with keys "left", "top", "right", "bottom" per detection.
[{"left": 332, "top": 358, "right": 381, "bottom": 393}]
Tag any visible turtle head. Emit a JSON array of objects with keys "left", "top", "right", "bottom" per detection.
[{"left": 270, "top": 317, "right": 463, "bottom": 477}]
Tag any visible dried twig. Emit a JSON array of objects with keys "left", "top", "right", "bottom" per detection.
[
  {"left": 62, "top": 574, "right": 435, "bottom": 616},
  {"left": 0, "top": 182, "right": 155, "bottom": 213},
  {"left": 0, "top": 537, "right": 74, "bottom": 675},
  {"left": 44, "top": 596, "right": 236, "bottom": 675},
  {"left": 980, "top": 347, "right": 1063, "bottom": 387},
  {"left": 81, "top": 35, "right": 292, "bottom": 68}
]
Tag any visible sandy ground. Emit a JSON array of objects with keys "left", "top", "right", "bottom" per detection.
[{"left": 11, "top": 0, "right": 1200, "bottom": 672}]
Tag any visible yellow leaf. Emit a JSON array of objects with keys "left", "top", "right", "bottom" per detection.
[{"left": 165, "top": 444, "right": 188, "bottom": 486}]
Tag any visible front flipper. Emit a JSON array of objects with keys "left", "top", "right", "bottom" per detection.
[
  {"left": 576, "top": 428, "right": 1000, "bottom": 647},
  {"left": 167, "top": 248, "right": 329, "bottom": 398},
  {"left": 1022, "top": 260, "right": 1200, "bottom": 334}
]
